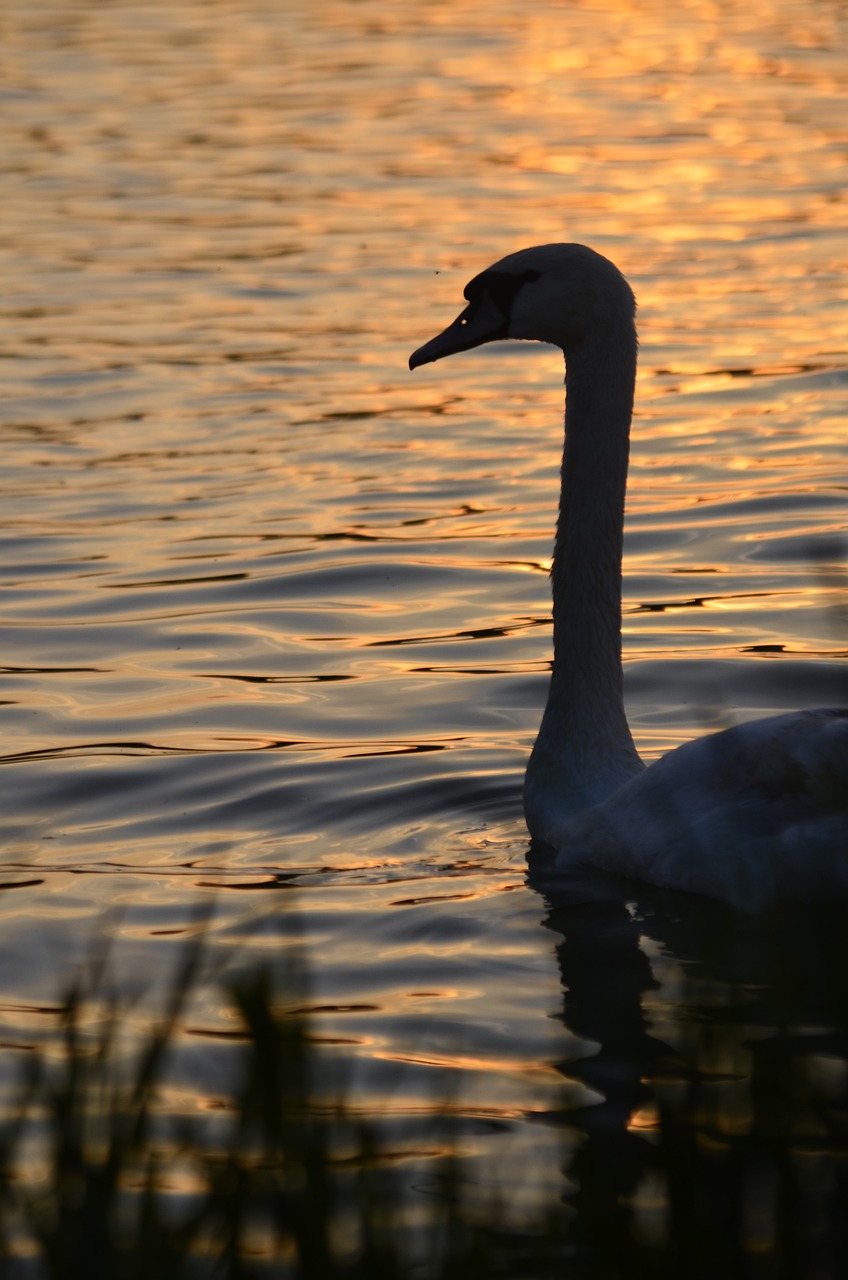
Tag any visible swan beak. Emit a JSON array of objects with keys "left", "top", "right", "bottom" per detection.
[{"left": 409, "top": 295, "right": 508, "bottom": 370}]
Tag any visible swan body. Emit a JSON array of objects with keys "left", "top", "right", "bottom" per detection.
[{"left": 410, "top": 244, "right": 848, "bottom": 909}]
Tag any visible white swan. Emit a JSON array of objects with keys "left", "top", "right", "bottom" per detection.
[{"left": 410, "top": 244, "right": 848, "bottom": 909}]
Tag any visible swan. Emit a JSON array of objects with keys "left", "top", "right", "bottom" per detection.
[{"left": 410, "top": 244, "right": 848, "bottom": 909}]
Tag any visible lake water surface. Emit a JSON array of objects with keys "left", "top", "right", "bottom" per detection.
[{"left": 1, "top": 0, "right": 847, "bottom": 1270}]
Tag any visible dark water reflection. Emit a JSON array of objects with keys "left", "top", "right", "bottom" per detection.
[{"left": 536, "top": 878, "right": 848, "bottom": 1275}]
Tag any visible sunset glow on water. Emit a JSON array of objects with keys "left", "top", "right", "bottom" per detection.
[{"left": 0, "top": 0, "right": 846, "bottom": 1268}]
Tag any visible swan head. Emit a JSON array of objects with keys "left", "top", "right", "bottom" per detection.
[{"left": 409, "top": 243, "right": 635, "bottom": 370}]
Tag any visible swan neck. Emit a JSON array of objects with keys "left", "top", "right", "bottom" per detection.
[
  {"left": 525, "top": 321, "right": 642, "bottom": 835},
  {"left": 553, "top": 327, "right": 635, "bottom": 666}
]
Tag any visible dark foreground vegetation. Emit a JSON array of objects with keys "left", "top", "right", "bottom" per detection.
[
  {"left": 2, "top": 904, "right": 848, "bottom": 1280},
  {"left": 0, "top": 935, "right": 568, "bottom": 1280}
]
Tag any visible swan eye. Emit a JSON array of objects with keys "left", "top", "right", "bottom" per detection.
[{"left": 465, "top": 267, "right": 540, "bottom": 318}]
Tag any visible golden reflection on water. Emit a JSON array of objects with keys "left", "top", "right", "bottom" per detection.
[{"left": 0, "top": 0, "right": 846, "bottom": 1265}]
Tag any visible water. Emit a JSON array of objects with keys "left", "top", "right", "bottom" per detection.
[{"left": 1, "top": 0, "right": 847, "bottom": 1267}]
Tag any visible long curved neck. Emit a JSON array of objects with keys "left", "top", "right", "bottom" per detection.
[{"left": 524, "top": 321, "right": 644, "bottom": 844}]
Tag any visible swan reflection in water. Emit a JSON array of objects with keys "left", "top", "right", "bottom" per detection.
[
  {"left": 532, "top": 871, "right": 848, "bottom": 1274},
  {"left": 411, "top": 244, "right": 848, "bottom": 910}
]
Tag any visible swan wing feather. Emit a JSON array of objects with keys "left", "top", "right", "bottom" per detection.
[{"left": 555, "top": 709, "right": 848, "bottom": 909}]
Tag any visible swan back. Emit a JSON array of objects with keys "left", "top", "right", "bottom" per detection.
[{"left": 557, "top": 710, "right": 848, "bottom": 910}]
